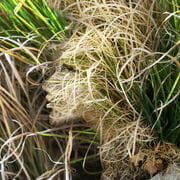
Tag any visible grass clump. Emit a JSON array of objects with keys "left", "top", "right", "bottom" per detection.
[
  {"left": 0, "top": 0, "right": 179, "bottom": 179},
  {"left": 44, "top": 0, "right": 180, "bottom": 178},
  {"left": 43, "top": 0, "right": 162, "bottom": 179}
]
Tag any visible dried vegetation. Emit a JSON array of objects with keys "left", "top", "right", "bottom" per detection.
[{"left": 44, "top": 0, "right": 180, "bottom": 179}]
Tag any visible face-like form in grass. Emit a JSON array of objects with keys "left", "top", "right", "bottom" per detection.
[
  {"left": 44, "top": 0, "right": 159, "bottom": 127},
  {"left": 43, "top": 0, "right": 163, "bottom": 179},
  {"left": 43, "top": 64, "right": 102, "bottom": 126}
]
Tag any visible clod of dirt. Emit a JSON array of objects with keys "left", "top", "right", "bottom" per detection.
[
  {"left": 130, "top": 153, "right": 146, "bottom": 167},
  {"left": 144, "top": 158, "right": 167, "bottom": 176},
  {"left": 144, "top": 159, "right": 159, "bottom": 176}
]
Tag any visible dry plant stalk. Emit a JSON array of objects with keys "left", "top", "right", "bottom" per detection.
[{"left": 44, "top": 0, "right": 178, "bottom": 179}]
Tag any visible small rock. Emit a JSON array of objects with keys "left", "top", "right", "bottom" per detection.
[{"left": 150, "top": 164, "right": 180, "bottom": 180}]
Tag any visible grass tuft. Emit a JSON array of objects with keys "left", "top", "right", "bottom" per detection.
[
  {"left": 140, "top": 0, "right": 180, "bottom": 146},
  {"left": 0, "top": 0, "right": 179, "bottom": 179}
]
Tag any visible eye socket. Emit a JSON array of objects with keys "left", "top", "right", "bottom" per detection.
[{"left": 61, "top": 63, "right": 76, "bottom": 72}]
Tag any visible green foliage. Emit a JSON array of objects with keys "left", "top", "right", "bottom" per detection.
[
  {"left": 141, "top": 0, "right": 180, "bottom": 146},
  {"left": 0, "top": 0, "right": 67, "bottom": 64},
  {"left": 0, "top": 0, "right": 67, "bottom": 41},
  {"left": 159, "top": 0, "right": 180, "bottom": 31},
  {"left": 141, "top": 59, "right": 180, "bottom": 144}
]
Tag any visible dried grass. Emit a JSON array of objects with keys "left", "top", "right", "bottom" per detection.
[
  {"left": 44, "top": 0, "right": 180, "bottom": 179},
  {"left": 43, "top": 0, "right": 161, "bottom": 179}
]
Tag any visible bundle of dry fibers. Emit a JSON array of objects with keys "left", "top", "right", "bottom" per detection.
[{"left": 44, "top": 0, "right": 177, "bottom": 179}]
